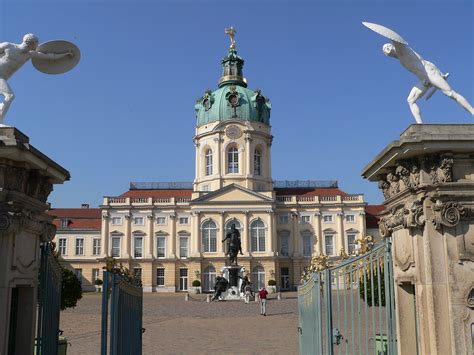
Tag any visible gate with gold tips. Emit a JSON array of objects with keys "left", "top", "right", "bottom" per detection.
[{"left": 298, "top": 239, "right": 397, "bottom": 355}]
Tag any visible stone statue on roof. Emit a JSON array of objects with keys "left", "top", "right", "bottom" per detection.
[
  {"left": 363, "top": 22, "right": 474, "bottom": 124},
  {"left": 0, "top": 33, "right": 80, "bottom": 125}
]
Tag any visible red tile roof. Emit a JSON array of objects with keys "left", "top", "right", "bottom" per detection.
[
  {"left": 274, "top": 188, "right": 348, "bottom": 196},
  {"left": 365, "top": 205, "right": 384, "bottom": 229},
  {"left": 48, "top": 208, "right": 101, "bottom": 231},
  {"left": 120, "top": 189, "right": 193, "bottom": 198}
]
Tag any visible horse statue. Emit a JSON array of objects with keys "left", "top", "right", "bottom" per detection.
[
  {"left": 212, "top": 276, "right": 229, "bottom": 301},
  {"left": 222, "top": 224, "right": 243, "bottom": 265}
]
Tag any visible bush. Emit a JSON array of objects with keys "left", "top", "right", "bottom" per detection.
[
  {"left": 94, "top": 279, "right": 103, "bottom": 286},
  {"left": 192, "top": 280, "right": 201, "bottom": 287},
  {"left": 61, "top": 268, "right": 83, "bottom": 310},
  {"left": 268, "top": 279, "right": 277, "bottom": 286}
]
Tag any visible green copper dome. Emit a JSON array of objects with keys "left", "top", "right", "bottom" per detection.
[{"left": 195, "top": 48, "right": 271, "bottom": 127}]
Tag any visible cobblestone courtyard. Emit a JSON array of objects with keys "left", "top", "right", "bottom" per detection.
[{"left": 60, "top": 292, "right": 298, "bottom": 354}]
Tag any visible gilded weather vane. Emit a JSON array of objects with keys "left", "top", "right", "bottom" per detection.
[{"left": 225, "top": 26, "right": 237, "bottom": 49}]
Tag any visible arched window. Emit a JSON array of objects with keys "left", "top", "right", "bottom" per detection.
[
  {"left": 227, "top": 146, "right": 239, "bottom": 173},
  {"left": 201, "top": 220, "right": 217, "bottom": 252},
  {"left": 250, "top": 219, "right": 266, "bottom": 252},
  {"left": 279, "top": 230, "right": 290, "bottom": 256},
  {"left": 254, "top": 148, "right": 262, "bottom": 176},
  {"left": 205, "top": 149, "right": 213, "bottom": 176},
  {"left": 202, "top": 266, "right": 216, "bottom": 292},
  {"left": 225, "top": 219, "right": 242, "bottom": 254},
  {"left": 252, "top": 265, "right": 265, "bottom": 290}
]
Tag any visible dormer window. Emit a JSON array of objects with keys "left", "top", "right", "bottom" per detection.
[{"left": 61, "top": 219, "right": 69, "bottom": 228}]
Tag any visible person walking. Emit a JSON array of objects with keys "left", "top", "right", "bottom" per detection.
[
  {"left": 258, "top": 287, "right": 268, "bottom": 316},
  {"left": 244, "top": 284, "right": 252, "bottom": 304}
]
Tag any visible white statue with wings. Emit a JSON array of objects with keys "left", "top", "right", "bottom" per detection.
[{"left": 363, "top": 22, "right": 474, "bottom": 123}]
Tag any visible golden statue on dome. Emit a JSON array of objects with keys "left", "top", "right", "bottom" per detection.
[{"left": 225, "top": 26, "right": 237, "bottom": 49}]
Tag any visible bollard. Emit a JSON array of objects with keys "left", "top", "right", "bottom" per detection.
[
  {"left": 185, "top": 293, "right": 189, "bottom": 301},
  {"left": 277, "top": 292, "right": 281, "bottom": 300},
  {"left": 255, "top": 294, "right": 258, "bottom": 302},
  {"left": 207, "top": 294, "right": 211, "bottom": 303}
]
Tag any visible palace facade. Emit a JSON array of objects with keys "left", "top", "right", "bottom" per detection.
[{"left": 50, "top": 38, "right": 383, "bottom": 292}]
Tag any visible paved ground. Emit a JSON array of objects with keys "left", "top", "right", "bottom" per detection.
[{"left": 60, "top": 292, "right": 299, "bottom": 355}]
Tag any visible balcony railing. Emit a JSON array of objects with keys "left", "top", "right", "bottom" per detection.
[
  {"left": 103, "top": 196, "right": 192, "bottom": 206},
  {"left": 276, "top": 194, "right": 363, "bottom": 204}
]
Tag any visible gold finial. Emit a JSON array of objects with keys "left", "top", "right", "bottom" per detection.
[{"left": 225, "top": 26, "right": 237, "bottom": 49}]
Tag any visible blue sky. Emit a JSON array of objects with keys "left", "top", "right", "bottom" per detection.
[{"left": 1, "top": 0, "right": 472, "bottom": 207}]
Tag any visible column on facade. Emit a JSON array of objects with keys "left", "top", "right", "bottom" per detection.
[
  {"left": 314, "top": 211, "right": 322, "bottom": 255},
  {"left": 101, "top": 213, "right": 110, "bottom": 257},
  {"left": 214, "top": 137, "right": 222, "bottom": 182},
  {"left": 266, "top": 141, "right": 272, "bottom": 182},
  {"left": 269, "top": 211, "right": 277, "bottom": 254},
  {"left": 217, "top": 211, "right": 225, "bottom": 254},
  {"left": 170, "top": 213, "right": 176, "bottom": 258},
  {"left": 191, "top": 211, "right": 201, "bottom": 256},
  {"left": 337, "top": 211, "right": 345, "bottom": 254},
  {"left": 195, "top": 141, "right": 200, "bottom": 181},
  {"left": 242, "top": 211, "right": 249, "bottom": 254},
  {"left": 147, "top": 213, "right": 154, "bottom": 258},
  {"left": 359, "top": 211, "right": 367, "bottom": 237},
  {"left": 291, "top": 211, "right": 300, "bottom": 257},
  {"left": 244, "top": 136, "right": 251, "bottom": 188},
  {"left": 124, "top": 213, "right": 131, "bottom": 258}
]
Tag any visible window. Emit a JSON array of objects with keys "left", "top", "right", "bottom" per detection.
[
  {"left": 111, "top": 217, "right": 122, "bottom": 225},
  {"left": 92, "top": 268, "right": 100, "bottom": 283},
  {"left": 179, "top": 269, "right": 188, "bottom": 291},
  {"left": 156, "top": 268, "right": 165, "bottom": 287},
  {"left": 301, "top": 215, "right": 311, "bottom": 224},
  {"left": 111, "top": 236, "right": 121, "bottom": 257},
  {"left": 347, "top": 233, "right": 357, "bottom": 254},
  {"left": 133, "top": 216, "right": 144, "bottom": 225},
  {"left": 205, "top": 149, "right": 213, "bottom": 176},
  {"left": 156, "top": 236, "right": 166, "bottom": 258},
  {"left": 75, "top": 268, "right": 83, "bottom": 283},
  {"left": 93, "top": 238, "right": 101, "bottom": 256},
  {"left": 156, "top": 216, "right": 167, "bottom": 225},
  {"left": 202, "top": 185, "right": 210, "bottom": 192},
  {"left": 345, "top": 214, "right": 356, "bottom": 223},
  {"left": 227, "top": 147, "right": 239, "bottom": 173},
  {"left": 280, "top": 267, "right": 290, "bottom": 291},
  {"left": 278, "top": 214, "right": 289, "bottom": 224},
  {"left": 303, "top": 233, "right": 312, "bottom": 257},
  {"left": 179, "top": 217, "right": 189, "bottom": 225},
  {"left": 75, "top": 238, "right": 84, "bottom": 255},
  {"left": 324, "top": 234, "right": 335, "bottom": 256},
  {"left": 202, "top": 220, "right": 217, "bottom": 252},
  {"left": 250, "top": 220, "right": 266, "bottom": 252},
  {"left": 323, "top": 214, "right": 333, "bottom": 223},
  {"left": 179, "top": 236, "right": 188, "bottom": 259},
  {"left": 279, "top": 231, "right": 289, "bottom": 256},
  {"left": 254, "top": 149, "right": 261, "bottom": 176},
  {"left": 252, "top": 265, "right": 265, "bottom": 290},
  {"left": 134, "top": 236, "right": 143, "bottom": 258},
  {"left": 58, "top": 238, "right": 67, "bottom": 255},
  {"left": 61, "top": 219, "right": 69, "bottom": 228},
  {"left": 133, "top": 268, "right": 142, "bottom": 281},
  {"left": 203, "top": 266, "right": 216, "bottom": 292}
]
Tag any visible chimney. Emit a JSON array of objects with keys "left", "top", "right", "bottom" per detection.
[{"left": 81, "top": 203, "right": 89, "bottom": 209}]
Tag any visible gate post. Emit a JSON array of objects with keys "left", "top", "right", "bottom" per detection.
[
  {"left": 362, "top": 124, "right": 474, "bottom": 354},
  {"left": 0, "top": 127, "right": 70, "bottom": 355}
]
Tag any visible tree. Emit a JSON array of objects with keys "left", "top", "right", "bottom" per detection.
[{"left": 60, "top": 267, "right": 83, "bottom": 310}]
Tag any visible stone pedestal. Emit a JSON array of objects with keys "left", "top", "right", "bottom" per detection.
[
  {"left": 0, "top": 127, "right": 69, "bottom": 355},
  {"left": 362, "top": 124, "right": 474, "bottom": 355},
  {"left": 221, "top": 265, "right": 244, "bottom": 300}
]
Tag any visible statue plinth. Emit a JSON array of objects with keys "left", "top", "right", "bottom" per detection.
[
  {"left": 0, "top": 127, "right": 70, "bottom": 355},
  {"left": 362, "top": 124, "right": 474, "bottom": 355}
]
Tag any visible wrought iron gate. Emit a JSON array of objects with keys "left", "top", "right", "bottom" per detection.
[
  {"left": 298, "top": 240, "right": 397, "bottom": 354},
  {"left": 101, "top": 270, "right": 144, "bottom": 355},
  {"left": 36, "top": 242, "right": 63, "bottom": 355}
]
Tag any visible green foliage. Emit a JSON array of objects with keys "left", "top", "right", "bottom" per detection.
[
  {"left": 192, "top": 279, "right": 201, "bottom": 287},
  {"left": 61, "top": 268, "right": 83, "bottom": 310},
  {"left": 94, "top": 278, "right": 103, "bottom": 286},
  {"left": 268, "top": 279, "right": 277, "bottom": 286},
  {"left": 359, "top": 265, "right": 385, "bottom": 307}
]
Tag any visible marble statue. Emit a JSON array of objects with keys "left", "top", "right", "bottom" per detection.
[
  {"left": 225, "top": 26, "right": 237, "bottom": 49},
  {"left": 363, "top": 22, "right": 474, "bottom": 123},
  {"left": 0, "top": 34, "right": 80, "bottom": 124}
]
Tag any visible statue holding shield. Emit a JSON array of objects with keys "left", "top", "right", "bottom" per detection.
[{"left": 0, "top": 33, "right": 80, "bottom": 124}]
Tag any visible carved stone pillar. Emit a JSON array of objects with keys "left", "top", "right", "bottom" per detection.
[
  {"left": 291, "top": 211, "right": 300, "bottom": 257},
  {"left": 362, "top": 124, "right": 474, "bottom": 355},
  {"left": 0, "top": 127, "right": 70, "bottom": 355}
]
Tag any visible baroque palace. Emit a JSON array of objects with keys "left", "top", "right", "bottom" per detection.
[{"left": 49, "top": 34, "right": 382, "bottom": 293}]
